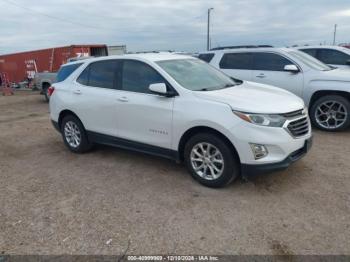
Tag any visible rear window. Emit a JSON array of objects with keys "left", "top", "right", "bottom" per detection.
[
  {"left": 56, "top": 63, "right": 83, "bottom": 82},
  {"left": 198, "top": 53, "right": 215, "bottom": 63}
]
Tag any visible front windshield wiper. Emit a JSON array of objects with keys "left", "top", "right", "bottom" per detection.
[
  {"left": 230, "top": 77, "right": 243, "bottom": 85},
  {"left": 218, "top": 83, "right": 236, "bottom": 90}
]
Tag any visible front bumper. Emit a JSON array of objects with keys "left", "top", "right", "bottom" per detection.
[
  {"left": 241, "top": 137, "right": 312, "bottom": 177},
  {"left": 51, "top": 120, "right": 60, "bottom": 132}
]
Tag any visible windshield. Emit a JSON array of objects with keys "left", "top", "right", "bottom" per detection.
[
  {"left": 287, "top": 50, "right": 332, "bottom": 71},
  {"left": 156, "top": 59, "right": 237, "bottom": 91}
]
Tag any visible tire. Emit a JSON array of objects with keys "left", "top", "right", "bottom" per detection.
[
  {"left": 184, "top": 133, "right": 240, "bottom": 188},
  {"left": 310, "top": 95, "right": 350, "bottom": 131},
  {"left": 43, "top": 86, "right": 50, "bottom": 102},
  {"left": 61, "top": 115, "right": 92, "bottom": 153}
]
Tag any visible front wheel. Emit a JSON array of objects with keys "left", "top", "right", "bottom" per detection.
[
  {"left": 184, "top": 133, "right": 240, "bottom": 188},
  {"left": 310, "top": 95, "right": 350, "bottom": 131}
]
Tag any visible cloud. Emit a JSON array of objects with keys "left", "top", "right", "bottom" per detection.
[
  {"left": 0, "top": 0, "right": 349, "bottom": 54},
  {"left": 329, "top": 9, "right": 350, "bottom": 17}
]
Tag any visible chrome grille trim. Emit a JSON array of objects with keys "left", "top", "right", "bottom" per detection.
[
  {"left": 281, "top": 109, "right": 304, "bottom": 118},
  {"left": 286, "top": 116, "right": 309, "bottom": 138}
]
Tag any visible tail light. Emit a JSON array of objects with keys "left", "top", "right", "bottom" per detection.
[{"left": 48, "top": 86, "right": 55, "bottom": 96}]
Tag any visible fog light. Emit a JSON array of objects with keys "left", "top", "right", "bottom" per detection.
[{"left": 250, "top": 143, "right": 268, "bottom": 160}]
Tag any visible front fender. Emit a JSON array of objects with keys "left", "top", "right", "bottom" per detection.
[{"left": 304, "top": 80, "right": 350, "bottom": 106}]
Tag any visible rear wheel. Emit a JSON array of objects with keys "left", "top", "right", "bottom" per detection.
[
  {"left": 310, "top": 95, "right": 350, "bottom": 131},
  {"left": 43, "top": 83, "right": 50, "bottom": 102},
  {"left": 61, "top": 115, "right": 92, "bottom": 153},
  {"left": 184, "top": 133, "right": 239, "bottom": 188}
]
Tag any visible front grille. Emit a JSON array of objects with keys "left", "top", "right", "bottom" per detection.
[{"left": 287, "top": 117, "right": 309, "bottom": 137}]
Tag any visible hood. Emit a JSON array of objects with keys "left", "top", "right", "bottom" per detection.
[
  {"left": 193, "top": 81, "right": 304, "bottom": 114},
  {"left": 315, "top": 68, "right": 350, "bottom": 81}
]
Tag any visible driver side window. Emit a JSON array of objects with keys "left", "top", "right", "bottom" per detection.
[
  {"left": 122, "top": 60, "right": 165, "bottom": 94},
  {"left": 253, "top": 53, "right": 295, "bottom": 71}
]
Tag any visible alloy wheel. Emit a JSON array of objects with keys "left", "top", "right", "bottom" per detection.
[
  {"left": 190, "top": 142, "right": 224, "bottom": 180},
  {"left": 64, "top": 121, "right": 81, "bottom": 148},
  {"left": 315, "top": 100, "right": 348, "bottom": 129}
]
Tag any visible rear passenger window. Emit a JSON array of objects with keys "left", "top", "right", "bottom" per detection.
[
  {"left": 198, "top": 53, "right": 215, "bottom": 63},
  {"left": 219, "top": 53, "right": 252, "bottom": 70},
  {"left": 253, "top": 53, "right": 293, "bottom": 71},
  {"left": 77, "top": 60, "right": 119, "bottom": 89},
  {"left": 122, "top": 60, "right": 164, "bottom": 94},
  {"left": 77, "top": 66, "right": 89, "bottom": 85},
  {"left": 56, "top": 63, "right": 83, "bottom": 82},
  {"left": 88, "top": 61, "right": 117, "bottom": 89}
]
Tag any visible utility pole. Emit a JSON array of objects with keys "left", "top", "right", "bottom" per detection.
[
  {"left": 333, "top": 24, "right": 337, "bottom": 45},
  {"left": 207, "top": 8, "right": 214, "bottom": 51}
]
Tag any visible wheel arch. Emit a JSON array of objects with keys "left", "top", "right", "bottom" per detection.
[
  {"left": 177, "top": 126, "right": 241, "bottom": 164},
  {"left": 309, "top": 90, "right": 350, "bottom": 109},
  {"left": 42, "top": 81, "right": 51, "bottom": 89},
  {"left": 58, "top": 109, "right": 82, "bottom": 129}
]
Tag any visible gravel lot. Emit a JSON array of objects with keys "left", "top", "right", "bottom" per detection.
[{"left": 0, "top": 91, "right": 349, "bottom": 255}]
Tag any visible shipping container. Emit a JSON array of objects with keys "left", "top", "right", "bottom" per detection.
[
  {"left": 108, "top": 45, "right": 127, "bottom": 55},
  {"left": 0, "top": 45, "right": 108, "bottom": 84}
]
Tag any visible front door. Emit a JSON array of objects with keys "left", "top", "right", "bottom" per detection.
[
  {"left": 251, "top": 52, "right": 304, "bottom": 97},
  {"left": 115, "top": 60, "right": 174, "bottom": 149}
]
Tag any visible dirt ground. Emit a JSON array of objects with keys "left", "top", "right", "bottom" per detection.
[{"left": 0, "top": 91, "right": 349, "bottom": 255}]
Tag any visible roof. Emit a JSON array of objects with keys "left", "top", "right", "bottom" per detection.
[
  {"left": 296, "top": 45, "right": 350, "bottom": 51},
  {"left": 211, "top": 45, "right": 273, "bottom": 51},
  {"left": 199, "top": 47, "right": 291, "bottom": 54},
  {"left": 66, "top": 53, "right": 194, "bottom": 64}
]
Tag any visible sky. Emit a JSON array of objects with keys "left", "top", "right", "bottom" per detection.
[{"left": 0, "top": 0, "right": 350, "bottom": 55}]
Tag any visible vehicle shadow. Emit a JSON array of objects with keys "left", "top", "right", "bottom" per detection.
[{"left": 90, "top": 143, "right": 310, "bottom": 194}]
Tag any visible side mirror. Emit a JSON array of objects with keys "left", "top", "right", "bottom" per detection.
[
  {"left": 149, "top": 83, "right": 168, "bottom": 96},
  {"left": 284, "top": 64, "right": 299, "bottom": 73},
  {"left": 346, "top": 60, "right": 350, "bottom": 66}
]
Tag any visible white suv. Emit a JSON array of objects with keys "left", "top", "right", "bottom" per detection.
[
  {"left": 202, "top": 47, "right": 350, "bottom": 131},
  {"left": 49, "top": 54, "right": 312, "bottom": 188}
]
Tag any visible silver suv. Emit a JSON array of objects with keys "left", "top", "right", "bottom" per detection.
[{"left": 201, "top": 47, "right": 350, "bottom": 131}]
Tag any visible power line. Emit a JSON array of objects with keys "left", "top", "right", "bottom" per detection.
[{"left": 1, "top": 0, "right": 103, "bottom": 29}]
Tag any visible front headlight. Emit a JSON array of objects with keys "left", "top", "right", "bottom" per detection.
[{"left": 233, "top": 111, "right": 286, "bottom": 127}]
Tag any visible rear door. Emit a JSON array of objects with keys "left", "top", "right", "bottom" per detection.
[
  {"left": 218, "top": 52, "right": 253, "bottom": 81},
  {"left": 71, "top": 60, "right": 121, "bottom": 136},
  {"left": 251, "top": 52, "right": 304, "bottom": 97},
  {"left": 115, "top": 60, "right": 174, "bottom": 149}
]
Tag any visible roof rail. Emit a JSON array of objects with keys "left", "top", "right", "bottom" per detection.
[{"left": 210, "top": 45, "right": 273, "bottom": 51}]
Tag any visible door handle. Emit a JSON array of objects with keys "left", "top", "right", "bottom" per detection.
[
  {"left": 118, "top": 96, "right": 129, "bottom": 102},
  {"left": 73, "top": 90, "right": 82, "bottom": 95},
  {"left": 256, "top": 74, "right": 266, "bottom": 78}
]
